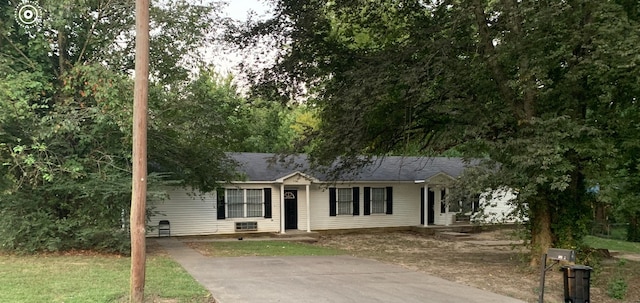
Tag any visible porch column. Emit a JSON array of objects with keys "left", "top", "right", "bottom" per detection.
[
  {"left": 305, "top": 184, "right": 311, "bottom": 232},
  {"left": 424, "top": 186, "right": 428, "bottom": 226},
  {"left": 280, "top": 183, "right": 285, "bottom": 234}
]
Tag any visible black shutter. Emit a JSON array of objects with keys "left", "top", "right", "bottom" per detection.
[
  {"left": 216, "top": 188, "right": 225, "bottom": 219},
  {"left": 352, "top": 187, "right": 360, "bottom": 216},
  {"left": 264, "top": 188, "right": 272, "bottom": 218},
  {"left": 386, "top": 186, "right": 393, "bottom": 214},
  {"left": 363, "top": 187, "right": 371, "bottom": 216},
  {"left": 420, "top": 187, "right": 425, "bottom": 224},
  {"left": 329, "top": 188, "right": 337, "bottom": 216}
]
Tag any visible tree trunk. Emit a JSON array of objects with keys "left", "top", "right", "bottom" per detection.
[
  {"left": 58, "top": 28, "right": 68, "bottom": 76},
  {"left": 529, "top": 197, "right": 553, "bottom": 267}
]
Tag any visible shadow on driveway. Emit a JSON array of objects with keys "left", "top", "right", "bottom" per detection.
[{"left": 156, "top": 238, "right": 525, "bottom": 303}]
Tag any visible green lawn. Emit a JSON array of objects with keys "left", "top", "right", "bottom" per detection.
[
  {"left": 0, "top": 254, "right": 211, "bottom": 303},
  {"left": 584, "top": 235, "right": 640, "bottom": 254},
  {"left": 189, "top": 240, "right": 345, "bottom": 257}
]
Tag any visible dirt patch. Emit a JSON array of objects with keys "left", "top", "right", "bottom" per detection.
[
  {"left": 146, "top": 238, "right": 171, "bottom": 257},
  {"left": 314, "top": 230, "right": 640, "bottom": 303}
]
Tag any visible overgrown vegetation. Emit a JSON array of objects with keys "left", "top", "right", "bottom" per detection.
[
  {"left": 606, "top": 260, "right": 629, "bottom": 300},
  {"left": 607, "top": 277, "right": 628, "bottom": 300},
  {"left": 0, "top": 0, "right": 312, "bottom": 253},
  {"left": 0, "top": 0, "right": 229, "bottom": 253},
  {"left": 233, "top": 0, "right": 640, "bottom": 264}
]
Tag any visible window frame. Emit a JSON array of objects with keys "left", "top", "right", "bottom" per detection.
[
  {"left": 336, "top": 188, "right": 353, "bottom": 215},
  {"left": 370, "top": 187, "right": 387, "bottom": 214},
  {"left": 225, "top": 188, "right": 265, "bottom": 218}
]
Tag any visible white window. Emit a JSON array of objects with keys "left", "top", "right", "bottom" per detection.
[
  {"left": 371, "top": 187, "right": 386, "bottom": 214},
  {"left": 226, "top": 189, "right": 263, "bottom": 218},
  {"left": 337, "top": 188, "right": 353, "bottom": 215},
  {"left": 246, "top": 189, "right": 263, "bottom": 217}
]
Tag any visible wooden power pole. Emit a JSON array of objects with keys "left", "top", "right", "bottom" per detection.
[{"left": 130, "top": 0, "right": 150, "bottom": 302}]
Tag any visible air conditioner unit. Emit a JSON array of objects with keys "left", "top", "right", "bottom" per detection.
[{"left": 235, "top": 221, "right": 258, "bottom": 231}]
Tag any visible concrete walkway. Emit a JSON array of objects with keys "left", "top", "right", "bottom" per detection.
[{"left": 157, "top": 238, "right": 525, "bottom": 303}]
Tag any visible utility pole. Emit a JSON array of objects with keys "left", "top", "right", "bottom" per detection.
[{"left": 130, "top": 0, "right": 149, "bottom": 301}]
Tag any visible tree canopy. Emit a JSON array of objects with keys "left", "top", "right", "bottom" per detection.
[
  {"left": 235, "top": 0, "right": 640, "bottom": 261},
  {"left": 0, "top": 0, "right": 254, "bottom": 252}
]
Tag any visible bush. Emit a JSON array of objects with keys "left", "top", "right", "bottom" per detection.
[
  {"left": 0, "top": 184, "right": 133, "bottom": 254},
  {"left": 0, "top": 169, "right": 176, "bottom": 254},
  {"left": 606, "top": 259, "right": 628, "bottom": 300},
  {"left": 607, "top": 277, "right": 628, "bottom": 300}
]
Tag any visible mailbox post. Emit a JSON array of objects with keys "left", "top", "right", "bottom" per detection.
[{"left": 539, "top": 248, "right": 576, "bottom": 303}]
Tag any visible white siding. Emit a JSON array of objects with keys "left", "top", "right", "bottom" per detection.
[
  {"left": 472, "top": 188, "right": 519, "bottom": 223},
  {"left": 433, "top": 188, "right": 456, "bottom": 226},
  {"left": 295, "top": 188, "right": 309, "bottom": 231},
  {"left": 149, "top": 183, "right": 521, "bottom": 237},
  {"left": 435, "top": 213, "right": 456, "bottom": 226},
  {"left": 148, "top": 186, "right": 281, "bottom": 237},
  {"left": 309, "top": 183, "right": 421, "bottom": 230}
]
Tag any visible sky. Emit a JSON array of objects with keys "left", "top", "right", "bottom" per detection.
[
  {"left": 224, "top": 0, "right": 271, "bottom": 20},
  {"left": 207, "top": 0, "right": 273, "bottom": 74}
]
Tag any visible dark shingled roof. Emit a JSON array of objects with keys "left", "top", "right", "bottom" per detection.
[{"left": 228, "top": 153, "right": 473, "bottom": 182}]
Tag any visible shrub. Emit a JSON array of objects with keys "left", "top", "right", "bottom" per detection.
[{"left": 607, "top": 277, "right": 628, "bottom": 300}]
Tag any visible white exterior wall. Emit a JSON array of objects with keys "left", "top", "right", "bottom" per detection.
[
  {"left": 148, "top": 185, "right": 281, "bottom": 237},
  {"left": 149, "top": 182, "right": 520, "bottom": 237},
  {"left": 295, "top": 187, "right": 309, "bottom": 231},
  {"left": 472, "top": 188, "right": 519, "bottom": 224},
  {"left": 309, "top": 183, "right": 421, "bottom": 230}
]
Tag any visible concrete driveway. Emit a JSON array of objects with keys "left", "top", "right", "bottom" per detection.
[{"left": 157, "top": 238, "right": 525, "bottom": 303}]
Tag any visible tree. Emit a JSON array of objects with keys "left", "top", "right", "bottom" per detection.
[
  {"left": 148, "top": 70, "right": 249, "bottom": 191},
  {"left": 0, "top": 0, "right": 238, "bottom": 252},
  {"left": 235, "top": 0, "right": 640, "bottom": 263},
  {"left": 597, "top": 104, "right": 640, "bottom": 242}
]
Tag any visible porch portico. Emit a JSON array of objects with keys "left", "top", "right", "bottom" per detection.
[
  {"left": 276, "top": 172, "right": 317, "bottom": 234},
  {"left": 416, "top": 172, "right": 456, "bottom": 227}
]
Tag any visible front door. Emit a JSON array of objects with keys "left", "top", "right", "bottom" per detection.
[
  {"left": 284, "top": 190, "right": 298, "bottom": 230},
  {"left": 428, "top": 189, "right": 435, "bottom": 225}
]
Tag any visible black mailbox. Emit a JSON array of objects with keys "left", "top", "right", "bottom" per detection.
[
  {"left": 547, "top": 248, "right": 576, "bottom": 262},
  {"left": 539, "top": 248, "right": 577, "bottom": 303}
]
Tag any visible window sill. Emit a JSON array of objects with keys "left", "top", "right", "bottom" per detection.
[{"left": 225, "top": 217, "right": 266, "bottom": 220}]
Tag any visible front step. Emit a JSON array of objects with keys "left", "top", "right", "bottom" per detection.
[{"left": 271, "top": 231, "right": 320, "bottom": 240}]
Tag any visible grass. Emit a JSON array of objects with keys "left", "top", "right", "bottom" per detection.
[
  {"left": 583, "top": 235, "right": 640, "bottom": 254},
  {"left": 0, "top": 253, "right": 211, "bottom": 303},
  {"left": 591, "top": 224, "right": 628, "bottom": 241},
  {"left": 189, "top": 240, "right": 345, "bottom": 257}
]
